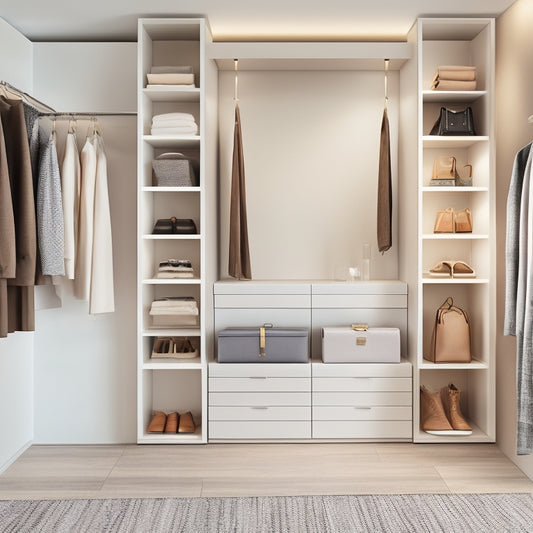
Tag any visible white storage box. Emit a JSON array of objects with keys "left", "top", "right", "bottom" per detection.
[{"left": 322, "top": 325, "right": 400, "bottom": 363}]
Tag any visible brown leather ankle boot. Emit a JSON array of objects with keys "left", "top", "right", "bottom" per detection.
[
  {"left": 440, "top": 383, "right": 472, "bottom": 432},
  {"left": 420, "top": 385, "right": 453, "bottom": 434}
]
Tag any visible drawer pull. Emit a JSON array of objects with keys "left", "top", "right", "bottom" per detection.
[
  {"left": 251, "top": 406, "right": 269, "bottom": 410},
  {"left": 354, "top": 406, "right": 372, "bottom": 410},
  {"left": 250, "top": 376, "right": 268, "bottom": 380}
]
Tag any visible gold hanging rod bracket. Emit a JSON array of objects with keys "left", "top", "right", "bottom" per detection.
[
  {"left": 234, "top": 58, "right": 239, "bottom": 102},
  {"left": 384, "top": 58, "right": 390, "bottom": 108}
]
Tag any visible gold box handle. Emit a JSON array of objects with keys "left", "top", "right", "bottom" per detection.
[{"left": 351, "top": 324, "right": 369, "bottom": 331}]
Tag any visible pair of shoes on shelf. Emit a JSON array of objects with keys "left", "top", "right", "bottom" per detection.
[
  {"left": 151, "top": 337, "right": 198, "bottom": 359},
  {"left": 147, "top": 411, "right": 196, "bottom": 434},
  {"left": 428, "top": 260, "right": 476, "bottom": 278},
  {"left": 420, "top": 383, "right": 472, "bottom": 436}
]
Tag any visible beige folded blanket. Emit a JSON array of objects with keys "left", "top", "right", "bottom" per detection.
[
  {"left": 431, "top": 65, "right": 477, "bottom": 89},
  {"left": 431, "top": 79, "right": 477, "bottom": 91},
  {"left": 151, "top": 66, "right": 193, "bottom": 74},
  {"left": 147, "top": 73, "right": 195, "bottom": 85},
  {"left": 151, "top": 125, "right": 199, "bottom": 135}
]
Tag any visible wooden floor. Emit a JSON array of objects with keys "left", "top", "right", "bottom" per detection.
[{"left": 0, "top": 443, "right": 532, "bottom": 500}]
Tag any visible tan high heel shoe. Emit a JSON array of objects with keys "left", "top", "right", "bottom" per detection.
[{"left": 420, "top": 385, "right": 454, "bottom": 435}]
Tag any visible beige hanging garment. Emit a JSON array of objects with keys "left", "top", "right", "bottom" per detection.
[{"left": 89, "top": 131, "right": 114, "bottom": 314}]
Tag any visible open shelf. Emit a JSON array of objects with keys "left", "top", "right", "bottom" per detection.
[
  {"left": 422, "top": 136, "right": 489, "bottom": 148},
  {"left": 143, "top": 357, "right": 203, "bottom": 369},
  {"left": 143, "top": 135, "right": 201, "bottom": 148},
  {"left": 142, "top": 186, "right": 201, "bottom": 193},
  {"left": 421, "top": 276, "right": 488, "bottom": 284},
  {"left": 139, "top": 424, "right": 203, "bottom": 444},
  {"left": 142, "top": 278, "right": 202, "bottom": 285},
  {"left": 422, "top": 233, "right": 488, "bottom": 240},
  {"left": 419, "top": 359, "right": 489, "bottom": 370},
  {"left": 422, "top": 90, "right": 487, "bottom": 103},
  {"left": 415, "top": 421, "right": 493, "bottom": 444},
  {"left": 143, "top": 87, "right": 200, "bottom": 102},
  {"left": 422, "top": 186, "right": 488, "bottom": 193}
]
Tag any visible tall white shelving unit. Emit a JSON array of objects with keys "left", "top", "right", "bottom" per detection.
[
  {"left": 403, "top": 18, "right": 496, "bottom": 443},
  {"left": 137, "top": 18, "right": 218, "bottom": 444}
]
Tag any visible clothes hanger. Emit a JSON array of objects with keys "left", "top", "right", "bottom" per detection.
[
  {"left": 384, "top": 58, "right": 389, "bottom": 110},
  {"left": 0, "top": 82, "right": 23, "bottom": 101}
]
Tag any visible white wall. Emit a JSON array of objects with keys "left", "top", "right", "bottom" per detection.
[
  {"left": 31, "top": 43, "right": 137, "bottom": 443},
  {"left": 495, "top": 0, "right": 533, "bottom": 479},
  {"left": 0, "top": 18, "right": 35, "bottom": 472},
  {"left": 218, "top": 69, "right": 399, "bottom": 281}
]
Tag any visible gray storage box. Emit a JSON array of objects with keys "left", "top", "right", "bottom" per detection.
[
  {"left": 322, "top": 326, "right": 400, "bottom": 363},
  {"left": 152, "top": 153, "right": 198, "bottom": 187},
  {"left": 218, "top": 327, "right": 309, "bottom": 363}
]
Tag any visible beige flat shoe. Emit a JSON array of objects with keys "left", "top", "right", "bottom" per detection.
[
  {"left": 428, "top": 260, "right": 475, "bottom": 278},
  {"left": 147, "top": 411, "right": 167, "bottom": 433}
]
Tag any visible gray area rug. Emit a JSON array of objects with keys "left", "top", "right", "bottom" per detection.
[{"left": 1, "top": 493, "right": 533, "bottom": 532}]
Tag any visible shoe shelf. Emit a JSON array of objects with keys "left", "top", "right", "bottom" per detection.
[
  {"left": 138, "top": 18, "right": 217, "bottom": 445},
  {"left": 406, "top": 18, "right": 496, "bottom": 444},
  {"left": 422, "top": 90, "right": 487, "bottom": 103}
]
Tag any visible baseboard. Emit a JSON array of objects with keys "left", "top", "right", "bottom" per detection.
[{"left": 0, "top": 440, "right": 32, "bottom": 475}]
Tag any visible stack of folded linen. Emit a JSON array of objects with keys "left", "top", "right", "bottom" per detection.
[
  {"left": 149, "top": 296, "right": 199, "bottom": 327},
  {"left": 155, "top": 259, "right": 195, "bottom": 279},
  {"left": 146, "top": 66, "right": 195, "bottom": 88},
  {"left": 431, "top": 66, "right": 477, "bottom": 91},
  {"left": 151, "top": 112, "right": 198, "bottom": 136}
]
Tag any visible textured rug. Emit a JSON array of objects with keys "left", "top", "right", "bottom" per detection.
[{"left": 1, "top": 493, "right": 533, "bottom": 532}]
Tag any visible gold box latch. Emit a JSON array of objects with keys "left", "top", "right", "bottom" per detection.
[
  {"left": 259, "top": 327, "right": 266, "bottom": 358},
  {"left": 356, "top": 337, "right": 367, "bottom": 346},
  {"left": 351, "top": 324, "right": 369, "bottom": 331}
]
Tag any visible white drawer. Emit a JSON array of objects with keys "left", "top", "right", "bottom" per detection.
[
  {"left": 215, "top": 282, "right": 311, "bottom": 295},
  {"left": 210, "top": 406, "right": 311, "bottom": 421},
  {"left": 312, "top": 294, "right": 407, "bottom": 309},
  {"left": 313, "top": 377, "right": 412, "bottom": 392},
  {"left": 209, "top": 420, "right": 311, "bottom": 439},
  {"left": 209, "top": 362, "right": 311, "bottom": 378},
  {"left": 312, "top": 362, "right": 411, "bottom": 378},
  {"left": 215, "top": 294, "right": 311, "bottom": 308},
  {"left": 311, "top": 282, "right": 407, "bottom": 295},
  {"left": 209, "top": 392, "right": 311, "bottom": 407},
  {"left": 313, "top": 391, "right": 412, "bottom": 406},
  {"left": 313, "top": 406, "right": 412, "bottom": 421},
  {"left": 313, "top": 420, "right": 412, "bottom": 439},
  {"left": 209, "top": 377, "right": 311, "bottom": 392}
]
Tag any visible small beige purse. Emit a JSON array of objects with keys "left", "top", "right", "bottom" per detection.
[
  {"left": 433, "top": 207, "right": 455, "bottom": 233},
  {"left": 431, "top": 156, "right": 457, "bottom": 181},
  {"left": 426, "top": 297, "right": 471, "bottom": 363}
]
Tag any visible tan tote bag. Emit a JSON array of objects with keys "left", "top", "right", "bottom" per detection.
[{"left": 426, "top": 297, "right": 471, "bottom": 363}]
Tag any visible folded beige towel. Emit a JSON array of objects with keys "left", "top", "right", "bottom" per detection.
[
  {"left": 437, "top": 69, "right": 476, "bottom": 82},
  {"left": 147, "top": 73, "right": 195, "bottom": 85},
  {"left": 432, "top": 80, "right": 477, "bottom": 91}
]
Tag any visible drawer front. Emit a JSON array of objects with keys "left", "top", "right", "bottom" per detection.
[
  {"left": 209, "top": 377, "right": 310, "bottom": 392},
  {"left": 209, "top": 420, "right": 312, "bottom": 439},
  {"left": 312, "top": 282, "right": 407, "bottom": 295},
  {"left": 215, "top": 294, "right": 311, "bottom": 308},
  {"left": 312, "top": 294, "right": 407, "bottom": 309},
  {"left": 210, "top": 392, "right": 311, "bottom": 407},
  {"left": 313, "top": 377, "right": 412, "bottom": 392},
  {"left": 313, "top": 405, "right": 412, "bottom": 421},
  {"left": 210, "top": 406, "right": 311, "bottom": 421},
  {"left": 209, "top": 363, "right": 311, "bottom": 378},
  {"left": 215, "top": 282, "right": 311, "bottom": 295},
  {"left": 312, "top": 362, "right": 411, "bottom": 378},
  {"left": 313, "top": 420, "right": 412, "bottom": 439},
  {"left": 313, "top": 391, "right": 412, "bottom": 407}
]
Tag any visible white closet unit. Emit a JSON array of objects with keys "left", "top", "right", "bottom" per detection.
[
  {"left": 401, "top": 18, "right": 496, "bottom": 443},
  {"left": 137, "top": 18, "right": 218, "bottom": 444}
]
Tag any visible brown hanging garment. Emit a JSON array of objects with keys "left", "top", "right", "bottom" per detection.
[{"left": 377, "top": 107, "right": 392, "bottom": 252}]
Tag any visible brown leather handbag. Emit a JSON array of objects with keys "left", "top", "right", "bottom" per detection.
[{"left": 425, "top": 297, "right": 471, "bottom": 363}]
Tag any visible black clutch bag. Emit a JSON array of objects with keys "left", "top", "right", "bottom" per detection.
[
  {"left": 152, "top": 218, "right": 175, "bottom": 234},
  {"left": 174, "top": 218, "right": 197, "bottom": 234},
  {"left": 430, "top": 107, "right": 476, "bottom": 136}
]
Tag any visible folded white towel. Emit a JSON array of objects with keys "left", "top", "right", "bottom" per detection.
[
  {"left": 151, "top": 125, "right": 199, "bottom": 136},
  {"left": 156, "top": 272, "right": 194, "bottom": 279},
  {"left": 152, "top": 119, "right": 196, "bottom": 127},
  {"left": 150, "top": 66, "right": 193, "bottom": 74},
  {"left": 152, "top": 112, "right": 195, "bottom": 123},
  {"left": 147, "top": 84, "right": 196, "bottom": 89},
  {"left": 150, "top": 308, "right": 199, "bottom": 316}
]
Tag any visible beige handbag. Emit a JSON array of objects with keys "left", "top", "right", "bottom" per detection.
[
  {"left": 431, "top": 156, "right": 457, "bottom": 181},
  {"left": 425, "top": 297, "right": 471, "bottom": 363},
  {"left": 433, "top": 207, "right": 455, "bottom": 233},
  {"left": 455, "top": 208, "right": 473, "bottom": 233}
]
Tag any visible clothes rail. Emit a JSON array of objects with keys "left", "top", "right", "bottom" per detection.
[
  {"left": 0, "top": 80, "right": 56, "bottom": 112},
  {"left": 40, "top": 112, "right": 137, "bottom": 118}
]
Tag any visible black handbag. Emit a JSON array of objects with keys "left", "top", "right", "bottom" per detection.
[
  {"left": 152, "top": 217, "right": 198, "bottom": 234},
  {"left": 430, "top": 107, "right": 476, "bottom": 136}
]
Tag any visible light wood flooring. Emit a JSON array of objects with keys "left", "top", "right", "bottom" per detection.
[{"left": 0, "top": 443, "right": 532, "bottom": 500}]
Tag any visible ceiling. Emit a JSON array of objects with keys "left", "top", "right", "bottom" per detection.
[{"left": 0, "top": 0, "right": 517, "bottom": 42}]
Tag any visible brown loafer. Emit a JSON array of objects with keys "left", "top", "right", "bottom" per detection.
[
  {"left": 147, "top": 411, "right": 167, "bottom": 433},
  {"left": 178, "top": 411, "right": 195, "bottom": 433},
  {"left": 164, "top": 412, "right": 179, "bottom": 433}
]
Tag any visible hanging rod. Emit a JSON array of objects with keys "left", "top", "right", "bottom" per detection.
[
  {"left": 0, "top": 80, "right": 56, "bottom": 113},
  {"left": 39, "top": 111, "right": 137, "bottom": 118}
]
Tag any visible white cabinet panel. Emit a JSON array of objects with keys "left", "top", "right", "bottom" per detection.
[
  {"left": 313, "top": 406, "right": 412, "bottom": 421},
  {"left": 210, "top": 392, "right": 311, "bottom": 406},
  {"left": 215, "top": 294, "right": 311, "bottom": 308},
  {"left": 313, "top": 420, "right": 412, "bottom": 439},
  {"left": 209, "top": 377, "right": 310, "bottom": 392},
  {"left": 210, "top": 421, "right": 311, "bottom": 439},
  {"left": 312, "top": 361, "right": 411, "bottom": 378},
  {"left": 209, "top": 362, "right": 311, "bottom": 378},
  {"left": 209, "top": 406, "right": 311, "bottom": 421},
  {"left": 313, "top": 391, "right": 412, "bottom": 406},
  {"left": 312, "top": 294, "right": 407, "bottom": 309},
  {"left": 313, "top": 377, "right": 412, "bottom": 392}
]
